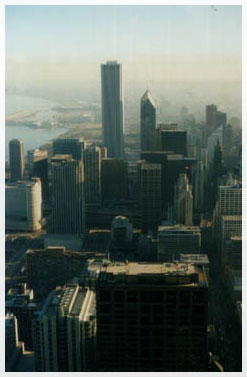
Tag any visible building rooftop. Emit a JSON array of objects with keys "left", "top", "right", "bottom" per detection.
[
  {"left": 51, "top": 154, "right": 73, "bottom": 162},
  {"left": 98, "top": 262, "right": 207, "bottom": 287},
  {"left": 5, "top": 178, "right": 40, "bottom": 188},
  {"left": 141, "top": 89, "right": 156, "bottom": 107},
  {"left": 221, "top": 215, "right": 242, "bottom": 221},
  {"left": 179, "top": 254, "right": 209, "bottom": 264},
  {"left": 37, "top": 284, "right": 95, "bottom": 319},
  {"left": 158, "top": 225, "right": 201, "bottom": 233},
  {"left": 104, "top": 262, "right": 197, "bottom": 275},
  {"left": 141, "top": 163, "right": 161, "bottom": 170}
]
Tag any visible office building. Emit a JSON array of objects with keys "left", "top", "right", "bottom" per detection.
[
  {"left": 157, "top": 225, "right": 201, "bottom": 261},
  {"left": 33, "top": 284, "right": 96, "bottom": 371},
  {"left": 159, "top": 130, "right": 187, "bottom": 156},
  {"left": 156, "top": 123, "right": 177, "bottom": 150},
  {"left": 27, "top": 149, "right": 48, "bottom": 175},
  {"left": 83, "top": 143, "right": 101, "bottom": 208},
  {"left": 9, "top": 139, "right": 24, "bottom": 181},
  {"left": 52, "top": 138, "right": 84, "bottom": 160},
  {"left": 224, "top": 236, "right": 242, "bottom": 270},
  {"left": 218, "top": 215, "right": 242, "bottom": 267},
  {"left": 216, "top": 184, "right": 242, "bottom": 216},
  {"left": 101, "top": 61, "right": 124, "bottom": 158},
  {"left": 48, "top": 156, "right": 85, "bottom": 240},
  {"left": 173, "top": 173, "right": 193, "bottom": 226},
  {"left": 5, "top": 178, "right": 42, "bottom": 231},
  {"left": 101, "top": 158, "right": 127, "bottom": 203},
  {"left": 26, "top": 246, "right": 87, "bottom": 299},
  {"left": 96, "top": 262, "right": 208, "bottom": 372},
  {"left": 140, "top": 90, "right": 156, "bottom": 151},
  {"left": 138, "top": 161, "right": 161, "bottom": 232},
  {"left": 141, "top": 152, "right": 197, "bottom": 213}
]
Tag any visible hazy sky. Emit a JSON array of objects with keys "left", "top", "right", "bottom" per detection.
[{"left": 6, "top": 5, "right": 242, "bottom": 85}]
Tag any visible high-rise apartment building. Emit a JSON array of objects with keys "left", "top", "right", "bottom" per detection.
[
  {"left": 96, "top": 262, "right": 208, "bottom": 372},
  {"left": 52, "top": 138, "right": 84, "bottom": 160},
  {"left": 9, "top": 139, "right": 24, "bottom": 181},
  {"left": 5, "top": 178, "right": 42, "bottom": 231},
  {"left": 83, "top": 143, "right": 101, "bottom": 207},
  {"left": 101, "top": 158, "right": 127, "bottom": 203},
  {"left": 157, "top": 225, "right": 201, "bottom": 261},
  {"left": 48, "top": 156, "right": 85, "bottom": 236},
  {"left": 33, "top": 284, "right": 96, "bottom": 372},
  {"left": 138, "top": 161, "right": 161, "bottom": 232},
  {"left": 140, "top": 90, "right": 156, "bottom": 152},
  {"left": 101, "top": 61, "right": 124, "bottom": 158}
]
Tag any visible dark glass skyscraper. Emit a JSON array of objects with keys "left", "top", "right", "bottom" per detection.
[
  {"left": 101, "top": 61, "right": 124, "bottom": 158},
  {"left": 140, "top": 90, "right": 156, "bottom": 152}
]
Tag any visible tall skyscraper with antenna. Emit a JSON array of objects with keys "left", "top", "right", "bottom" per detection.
[{"left": 101, "top": 61, "right": 124, "bottom": 158}]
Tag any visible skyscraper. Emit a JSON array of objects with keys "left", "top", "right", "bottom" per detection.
[
  {"left": 9, "top": 139, "right": 24, "bottom": 181},
  {"left": 96, "top": 262, "right": 208, "bottom": 372},
  {"left": 101, "top": 61, "right": 124, "bottom": 158},
  {"left": 101, "top": 158, "right": 128, "bottom": 203},
  {"left": 140, "top": 90, "right": 156, "bottom": 152},
  {"left": 138, "top": 160, "right": 161, "bottom": 232},
  {"left": 48, "top": 156, "right": 85, "bottom": 236},
  {"left": 83, "top": 143, "right": 101, "bottom": 208}
]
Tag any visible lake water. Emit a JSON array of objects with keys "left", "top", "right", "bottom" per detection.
[
  {"left": 5, "top": 94, "right": 66, "bottom": 160},
  {"left": 5, "top": 125, "right": 67, "bottom": 160}
]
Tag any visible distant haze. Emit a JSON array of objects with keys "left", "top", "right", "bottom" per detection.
[{"left": 6, "top": 5, "right": 241, "bottom": 86}]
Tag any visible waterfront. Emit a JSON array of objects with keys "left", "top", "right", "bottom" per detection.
[{"left": 5, "top": 94, "right": 67, "bottom": 160}]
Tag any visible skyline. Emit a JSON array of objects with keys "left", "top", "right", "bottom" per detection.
[{"left": 5, "top": 5, "right": 242, "bottom": 85}]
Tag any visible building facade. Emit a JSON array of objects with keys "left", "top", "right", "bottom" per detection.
[
  {"left": 138, "top": 161, "right": 162, "bottom": 232},
  {"left": 5, "top": 178, "right": 42, "bottom": 231},
  {"left": 83, "top": 143, "right": 101, "bottom": 207},
  {"left": 101, "top": 61, "right": 124, "bottom": 158},
  {"left": 48, "top": 157, "right": 85, "bottom": 236},
  {"left": 157, "top": 225, "right": 201, "bottom": 261},
  {"left": 52, "top": 138, "right": 84, "bottom": 160},
  {"left": 33, "top": 284, "right": 96, "bottom": 371},
  {"left": 96, "top": 262, "right": 208, "bottom": 372}
]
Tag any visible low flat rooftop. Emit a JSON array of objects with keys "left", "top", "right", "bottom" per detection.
[
  {"left": 158, "top": 225, "right": 200, "bottom": 233},
  {"left": 221, "top": 215, "right": 242, "bottom": 221},
  {"left": 98, "top": 262, "right": 207, "bottom": 286},
  {"left": 104, "top": 262, "right": 196, "bottom": 276},
  {"left": 179, "top": 254, "right": 209, "bottom": 264}
]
